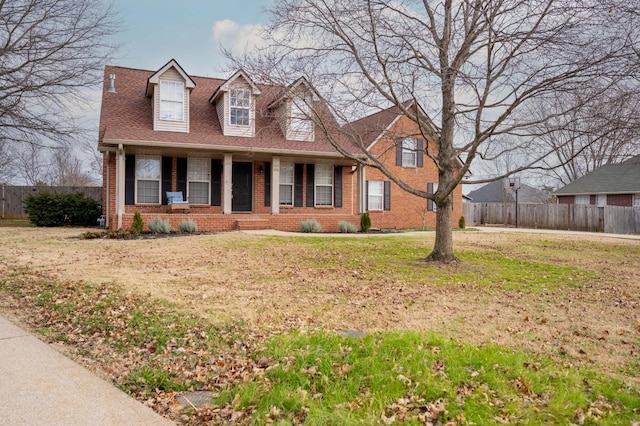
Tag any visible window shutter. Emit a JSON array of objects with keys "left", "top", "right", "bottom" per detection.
[
  {"left": 125, "top": 155, "right": 135, "bottom": 205},
  {"left": 427, "top": 182, "right": 435, "bottom": 211},
  {"left": 161, "top": 157, "right": 172, "bottom": 205},
  {"left": 306, "top": 164, "right": 315, "bottom": 207},
  {"left": 211, "top": 159, "right": 222, "bottom": 206},
  {"left": 365, "top": 181, "right": 369, "bottom": 211},
  {"left": 396, "top": 139, "right": 403, "bottom": 166},
  {"left": 334, "top": 166, "right": 343, "bottom": 208},
  {"left": 294, "top": 163, "right": 304, "bottom": 207},
  {"left": 264, "top": 162, "right": 271, "bottom": 207},
  {"left": 417, "top": 139, "right": 424, "bottom": 168},
  {"left": 384, "top": 181, "right": 391, "bottom": 211},
  {"left": 176, "top": 158, "right": 187, "bottom": 195}
]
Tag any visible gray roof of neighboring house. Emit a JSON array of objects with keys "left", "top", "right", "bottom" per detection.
[
  {"left": 554, "top": 155, "right": 640, "bottom": 196},
  {"left": 466, "top": 179, "right": 548, "bottom": 203}
]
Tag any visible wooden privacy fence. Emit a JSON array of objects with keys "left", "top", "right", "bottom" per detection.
[
  {"left": 1, "top": 185, "right": 102, "bottom": 219},
  {"left": 463, "top": 202, "right": 638, "bottom": 234}
]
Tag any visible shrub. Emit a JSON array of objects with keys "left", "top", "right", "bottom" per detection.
[
  {"left": 24, "top": 192, "right": 101, "bottom": 227},
  {"left": 338, "top": 221, "right": 358, "bottom": 233},
  {"left": 458, "top": 215, "right": 466, "bottom": 229},
  {"left": 147, "top": 217, "right": 171, "bottom": 234},
  {"left": 131, "top": 211, "right": 144, "bottom": 234},
  {"left": 300, "top": 220, "right": 322, "bottom": 233},
  {"left": 178, "top": 220, "right": 198, "bottom": 233},
  {"left": 360, "top": 212, "right": 371, "bottom": 233}
]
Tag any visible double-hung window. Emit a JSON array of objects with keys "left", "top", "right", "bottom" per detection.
[
  {"left": 159, "top": 81, "right": 184, "bottom": 121},
  {"left": 279, "top": 162, "right": 294, "bottom": 206},
  {"left": 290, "top": 99, "right": 312, "bottom": 132},
  {"left": 315, "top": 164, "right": 333, "bottom": 206},
  {"left": 229, "top": 88, "right": 250, "bottom": 126},
  {"left": 402, "top": 138, "right": 417, "bottom": 167},
  {"left": 368, "top": 181, "right": 384, "bottom": 211},
  {"left": 187, "top": 158, "right": 210, "bottom": 205},
  {"left": 136, "top": 156, "right": 161, "bottom": 204}
]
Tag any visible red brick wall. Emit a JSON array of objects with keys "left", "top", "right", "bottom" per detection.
[
  {"left": 557, "top": 196, "right": 574, "bottom": 205},
  {"left": 607, "top": 194, "right": 632, "bottom": 207},
  {"left": 358, "top": 116, "right": 464, "bottom": 229}
]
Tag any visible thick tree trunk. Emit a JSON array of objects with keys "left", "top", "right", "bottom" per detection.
[{"left": 426, "top": 188, "right": 458, "bottom": 264}]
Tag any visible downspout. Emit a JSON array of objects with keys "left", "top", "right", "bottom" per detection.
[{"left": 105, "top": 151, "right": 110, "bottom": 228}]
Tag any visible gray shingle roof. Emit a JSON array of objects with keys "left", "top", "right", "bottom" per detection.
[
  {"left": 466, "top": 179, "right": 548, "bottom": 203},
  {"left": 554, "top": 156, "right": 640, "bottom": 195}
]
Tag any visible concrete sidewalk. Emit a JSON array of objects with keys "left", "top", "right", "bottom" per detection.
[{"left": 0, "top": 315, "right": 173, "bottom": 425}]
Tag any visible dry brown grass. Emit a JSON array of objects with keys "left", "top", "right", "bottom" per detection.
[{"left": 1, "top": 227, "right": 639, "bottom": 376}]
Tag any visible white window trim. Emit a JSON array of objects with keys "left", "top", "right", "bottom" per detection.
[
  {"left": 229, "top": 88, "right": 250, "bottom": 127},
  {"left": 159, "top": 80, "right": 184, "bottom": 121},
  {"left": 402, "top": 138, "right": 417, "bottom": 167},
  {"left": 187, "top": 157, "right": 211, "bottom": 205},
  {"left": 368, "top": 180, "right": 384, "bottom": 211},
  {"left": 315, "top": 164, "right": 333, "bottom": 207},
  {"left": 279, "top": 162, "right": 294, "bottom": 206},
  {"left": 135, "top": 155, "right": 161, "bottom": 204}
]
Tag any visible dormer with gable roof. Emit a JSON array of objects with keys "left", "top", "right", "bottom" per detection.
[
  {"left": 209, "top": 70, "right": 261, "bottom": 138},
  {"left": 145, "top": 59, "right": 196, "bottom": 133},
  {"left": 268, "top": 77, "right": 319, "bottom": 142}
]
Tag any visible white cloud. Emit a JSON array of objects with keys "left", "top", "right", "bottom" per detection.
[{"left": 212, "top": 19, "right": 265, "bottom": 55}]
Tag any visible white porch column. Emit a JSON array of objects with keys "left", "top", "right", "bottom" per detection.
[
  {"left": 116, "top": 144, "right": 126, "bottom": 229},
  {"left": 271, "top": 156, "right": 280, "bottom": 215},
  {"left": 357, "top": 164, "right": 366, "bottom": 214},
  {"left": 223, "top": 154, "right": 233, "bottom": 214}
]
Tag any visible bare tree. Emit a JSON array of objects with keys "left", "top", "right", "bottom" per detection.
[
  {"left": 48, "top": 147, "right": 96, "bottom": 186},
  {"left": 228, "top": 0, "right": 637, "bottom": 262},
  {"left": 14, "top": 144, "right": 49, "bottom": 185},
  {"left": 0, "top": 140, "right": 14, "bottom": 183},
  {"left": 0, "top": 0, "right": 119, "bottom": 149}
]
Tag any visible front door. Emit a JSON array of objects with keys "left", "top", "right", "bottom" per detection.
[{"left": 232, "top": 162, "right": 253, "bottom": 212}]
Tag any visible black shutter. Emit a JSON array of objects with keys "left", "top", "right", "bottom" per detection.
[
  {"left": 334, "top": 166, "right": 343, "bottom": 208},
  {"left": 161, "top": 156, "right": 172, "bottom": 205},
  {"left": 384, "top": 181, "right": 391, "bottom": 211},
  {"left": 176, "top": 158, "right": 187, "bottom": 195},
  {"left": 211, "top": 159, "right": 222, "bottom": 206},
  {"left": 306, "top": 164, "right": 315, "bottom": 207},
  {"left": 396, "top": 139, "right": 403, "bottom": 166},
  {"left": 427, "top": 182, "right": 435, "bottom": 211},
  {"left": 417, "top": 139, "right": 424, "bottom": 168},
  {"left": 294, "top": 163, "right": 304, "bottom": 207},
  {"left": 264, "top": 162, "right": 271, "bottom": 207},
  {"left": 125, "top": 155, "right": 135, "bottom": 205},
  {"left": 365, "top": 181, "right": 369, "bottom": 211}
]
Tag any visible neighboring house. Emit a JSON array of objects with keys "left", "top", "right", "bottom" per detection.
[
  {"left": 344, "top": 104, "right": 464, "bottom": 229},
  {"left": 555, "top": 155, "right": 640, "bottom": 207},
  {"left": 98, "top": 59, "right": 362, "bottom": 232},
  {"left": 466, "top": 180, "right": 550, "bottom": 203}
]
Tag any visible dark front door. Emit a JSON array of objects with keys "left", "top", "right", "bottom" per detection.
[{"left": 232, "top": 162, "right": 253, "bottom": 212}]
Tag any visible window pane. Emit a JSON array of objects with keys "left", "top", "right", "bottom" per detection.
[
  {"left": 575, "top": 195, "right": 590, "bottom": 205},
  {"left": 188, "top": 158, "right": 209, "bottom": 181},
  {"left": 160, "top": 81, "right": 184, "bottom": 120},
  {"left": 280, "top": 163, "right": 294, "bottom": 184},
  {"left": 137, "top": 180, "right": 160, "bottom": 203},
  {"left": 316, "top": 186, "right": 332, "bottom": 206},
  {"left": 368, "top": 181, "right": 383, "bottom": 211},
  {"left": 634, "top": 194, "right": 640, "bottom": 207},
  {"left": 315, "top": 164, "right": 333, "bottom": 185},
  {"left": 230, "top": 107, "right": 249, "bottom": 126},
  {"left": 279, "top": 184, "right": 293, "bottom": 205},
  {"left": 402, "top": 138, "right": 417, "bottom": 167},
  {"left": 230, "top": 89, "right": 250, "bottom": 107},
  {"left": 136, "top": 156, "right": 160, "bottom": 179},
  {"left": 188, "top": 181, "right": 209, "bottom": 205}
]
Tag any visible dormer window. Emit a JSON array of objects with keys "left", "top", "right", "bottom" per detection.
[
  {"left": 160, "top": 80, "right": 184, "bottom": 121},
  {"left": 229, "top": 88, "right": 250, "bottom": 126},
  {"left": 290, "top": 99, "right": 312, "bottom": 133}
]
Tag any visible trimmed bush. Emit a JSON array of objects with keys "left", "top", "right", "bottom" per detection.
[
  {"left": 178, "top": 220, "right": 198, "bottom": 233},
  {"left": 147, "top": 217, "right": 171, "bottom": 234},
  {"left": 24, "top": 192, "right": 101, "bottom": 227},
  {"left": 458, "top": 215, "right": 466, "bottom": 229},
  {"left": 131, "top": 211, "right": 144, "bottom": 234},
  {"left": 338, "top": 221, "right": 358, "bottom": 233},
  {"left": 360, "top": 212, "right": 371, "bottom": 233},
  {"left": 300, "top": 220, "right": 322, "bottom": 233}
]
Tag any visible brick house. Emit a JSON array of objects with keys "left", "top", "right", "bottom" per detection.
[
  {"left": 555, "top": 156, "right": 640, "bottom": 207},
  {"left": 345, "top": 104, "right": 464, "bottom": 229},
  {"left": 98, "top": 59, "right": 463, "bottom": 232},
  {"left": 98, "top": 59, "right": 362, "bottom": 232}
]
